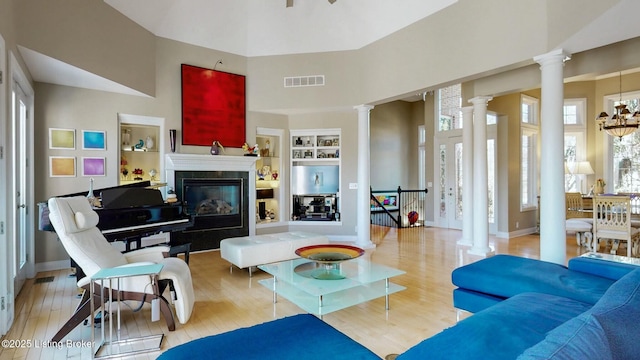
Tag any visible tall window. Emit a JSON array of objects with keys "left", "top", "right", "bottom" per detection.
[
  {"left": 608, "top": 93, "right": 640, "bottom": 193},
  {"left": 563, "top": 99, "right": 587, "bottom": 192},
  {"left": 438, "top": 84, "right": 462, "bottom": 131},
  {"left": 521, "top": 95, "right": 539, "bottom": 210},
  {"left": 418, "top": 125, "right": 425, "bottom": 189}
]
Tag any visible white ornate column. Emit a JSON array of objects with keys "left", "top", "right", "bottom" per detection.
[
  {"left": 355, "top": 105, "right": 375, "bottom": 248},
  {"left": 458, "top": 106, "right": 474, "bottom": 246},
  {"left": 469, "top": 96, "right": 494, "bottom": 256},
  {"left": 534, "top": 49, "right": 571, "bottom": 265}
]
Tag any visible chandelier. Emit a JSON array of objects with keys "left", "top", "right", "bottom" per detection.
[{"left": 596, "top": 72, "right": 639, "bottom": 139}]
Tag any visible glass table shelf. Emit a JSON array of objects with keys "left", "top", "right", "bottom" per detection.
[{"left": 258, "top": 257, "right": 406, "bottom": 316}]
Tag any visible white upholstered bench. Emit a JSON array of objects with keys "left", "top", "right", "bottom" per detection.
[{"left": 220, "top": 231, "right": 329, "bottom": 274}]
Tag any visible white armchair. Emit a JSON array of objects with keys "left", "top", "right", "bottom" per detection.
[{"left": 47, "top": 196, "right": 195, "bottom": 342}]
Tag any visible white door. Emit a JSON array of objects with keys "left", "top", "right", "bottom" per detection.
[
  {"left": 436, "top": 135, "right": 463, "bottom": 229},
  {"left": 10, "top": 53, "right": 34, "bottom": 303},
  {"left": 435, "top": 130, "right": 498, "bottom": 233},
  {"left": 0, "top": 34, "right": 11, "bottom": 337},
  {"left": 12, "top": 80, "right": 29, "bottom": 294}
]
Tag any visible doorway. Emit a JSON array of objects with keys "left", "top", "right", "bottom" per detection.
[
  {"left": 10, "top": 52, "right": 35, "bottom": 299},
  {"left": 434, "top": 123, "right": 497, "bottom": 234}
]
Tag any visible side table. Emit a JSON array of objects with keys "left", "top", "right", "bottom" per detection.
[{"left": 90, "top": 263, "right": 164, "bottom": 359}]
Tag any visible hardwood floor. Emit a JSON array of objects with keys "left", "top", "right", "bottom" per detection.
[{"left": 0, "top": 226, "right": 589, "bottom": 359}]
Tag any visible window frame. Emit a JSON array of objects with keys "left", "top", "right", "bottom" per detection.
[{"left": 520, "top": 95, "right": 539, "bottom": 212}]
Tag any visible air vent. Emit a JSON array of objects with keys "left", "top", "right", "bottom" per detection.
[
  {"left": 35, "top": 276, "right": 54, "bottom": 284},
  {"left": 284, "top": 75, "right": 325, "bottom": 88}
]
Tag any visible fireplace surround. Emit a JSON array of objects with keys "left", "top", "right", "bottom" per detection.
[{"left": 166, "top": 154, "right": 257, "bottom": 251}]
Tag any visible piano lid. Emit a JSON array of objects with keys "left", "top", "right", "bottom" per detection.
[{"left": 100, "top": 187, "right": 165, "bottom": 209}]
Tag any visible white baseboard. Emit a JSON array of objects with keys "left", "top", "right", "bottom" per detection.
[
  {"left": 35, "top": 259, "right": 70, "bottom": 274},
  {"left": 501, "top": 227, "right": 537, "bottom": 239}
]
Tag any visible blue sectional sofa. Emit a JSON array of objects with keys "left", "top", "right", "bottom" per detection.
[{"left": 158, "top": 255, "right": 640, "bottom": 359}]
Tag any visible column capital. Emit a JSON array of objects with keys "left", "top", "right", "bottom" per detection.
[
  {"left": 354, "top": 104, "right": 374, "bottom": 113},
  {"left": 533, "top": 49, "right": 571, "bottom": 66},
  {"left": 468, "top": 96, "right": 493, "bottom": 106}
]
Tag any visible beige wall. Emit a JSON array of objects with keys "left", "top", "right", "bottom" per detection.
[
  {"left": 16, "top": 0, "right": 157, "bottom": 96},
  {"left": 370, "top": 101, "right": 414, "bottom": 190}
]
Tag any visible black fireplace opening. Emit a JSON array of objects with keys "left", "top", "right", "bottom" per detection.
[
  {"left": 172, "top": 171, "right": 249, "bottom": 251},
  {"left": 183, "top": 178, "right": 243, "bottom": 231}
]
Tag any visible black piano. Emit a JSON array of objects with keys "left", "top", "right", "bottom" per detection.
[{"left": 39, "top": 181, "right": 193, "bottom": 273}]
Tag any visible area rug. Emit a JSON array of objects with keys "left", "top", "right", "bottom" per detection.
[{"left": 157, "top": 314, "right": 380, "bottom": 359}]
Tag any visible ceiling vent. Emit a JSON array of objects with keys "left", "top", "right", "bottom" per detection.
[{"left": 284, "top": 75, "right": 325, "bottom": 88}]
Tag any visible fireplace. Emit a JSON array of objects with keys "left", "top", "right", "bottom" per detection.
[{"left": 166, "top": 154, "right": 257, "bottom": 251}]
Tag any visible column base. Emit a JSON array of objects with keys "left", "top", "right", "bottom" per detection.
[
  {"left": 356, "top": 240, "right": 376, "bottom": 250},
  {"left": 467, "top": 247, "right": 495, "bottom": 257}
]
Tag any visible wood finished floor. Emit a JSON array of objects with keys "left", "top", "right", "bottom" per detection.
[{"left": 0, "top": 226, "right": 590, "bottom": 359}]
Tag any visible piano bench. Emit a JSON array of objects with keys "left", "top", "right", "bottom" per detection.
[
  {"left": 169, "top": 243, "right": 191, "bottom": 264},
  {"left": 220, "top": 232, "right": 329, "bottom": 275}
]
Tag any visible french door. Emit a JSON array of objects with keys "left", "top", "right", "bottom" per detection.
[
  {"left": 435, "top": 132, "right": 497, "bottom": 233},
  {"left": 12, "top": 80, "right": 29, "bottom": 294},
  {"left": 0, "top": 34, "right": 10, "bottom": 337},
  {"left": 436, "top": 135, "right": 463, "bottom": 229},
  {"left": 9, "top": 52, "right": 34, "bottom": 316}
]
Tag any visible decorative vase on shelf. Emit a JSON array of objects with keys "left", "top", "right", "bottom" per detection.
[
  {"left": 169, "top": 129, "right": 177, "bottom": 153},
  {"left": 211, "top": 140, "right": 224, "bottom": 155},
  {"left": 145, "top": 135, "right": 154, "bottom": 150}
]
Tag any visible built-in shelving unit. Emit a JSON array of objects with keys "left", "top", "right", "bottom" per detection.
[
  {"left": 256, "top": 128, "right": 285, "bottom": 227},
  {"left": 290, "top": 129, "right": 341, "bottom": 222},
  {"left": 118, "top": 114, "right": 165, "bottom": 187}
]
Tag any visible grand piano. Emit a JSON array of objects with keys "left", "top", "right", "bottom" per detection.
[{"left": 39, "top": 181, "right": 193, "bottom": 276}]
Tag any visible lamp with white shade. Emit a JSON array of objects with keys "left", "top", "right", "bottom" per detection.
[{"left": 566, "top": 161, "right": 595, "bottom": 194}]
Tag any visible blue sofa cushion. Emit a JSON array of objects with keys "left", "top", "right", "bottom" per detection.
[
  {"left": 157, "top": 314, "right": 380, "bottom": 360},
  {"left": 568, "top": 256, "right": 636, "bottom": 281},
  {"left": 516, "top": 312, "right": 611, "bottom": 360},
  {"left": 518, "top": 268, "right": 640, "bottom": 359},
  {"left": 397, "top": 292, "right": 592, "bottom": 360},
  {"left": 452, "top": 255, "right": 615, "bottom": 307},
  {"left": 589, "top": 267, "right": 640, "bottom": 358}
]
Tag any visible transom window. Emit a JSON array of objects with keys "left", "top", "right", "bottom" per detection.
[{"left": 438, "top": 84, "right": 462, "bottom": 131}]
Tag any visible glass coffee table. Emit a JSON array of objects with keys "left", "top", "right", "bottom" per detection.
[{"left": 258, "top": 257, "right": 406, "bottom": 316}]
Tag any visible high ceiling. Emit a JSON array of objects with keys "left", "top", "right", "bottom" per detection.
[{"left": 104, "top": 0, "right": 458, "bottom": 57}]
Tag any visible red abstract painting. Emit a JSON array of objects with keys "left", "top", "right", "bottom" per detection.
[{"left": 181, "top": 64, "right": 246, "bottom": 147}]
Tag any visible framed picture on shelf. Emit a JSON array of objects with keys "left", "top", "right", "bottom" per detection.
[
  {"left": 82, "top": 157, "right": 106, "bottom": 177},
  {"left": 50, "top": 156, "right": 76, "bottom": 177},
  {"left": 293, "top": 150, "right": 302, "bottom": 159},
  {"left": 82, "top": 130, "right": 106, "bottom": 150},
  {"left": 49, "top": 128, "right": 75, "bottom": 150}
]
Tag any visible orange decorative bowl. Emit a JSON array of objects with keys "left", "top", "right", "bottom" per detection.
[
  {"left": 295, "top": 244, "right": 365, "bottom": 280},
  {"left": 295, "top": 244, "right": 364, "bottom": 263}
]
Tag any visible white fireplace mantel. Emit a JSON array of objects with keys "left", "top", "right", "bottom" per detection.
[{"left": 165, "top": 153, "right": 258, "bottom": 236}]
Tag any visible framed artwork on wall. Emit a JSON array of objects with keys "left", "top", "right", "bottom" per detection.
[
  {"left": 181, "top": 64, "right": 246, "bottom": 147},
  {"left": 49, "top": 128, "right": 75, "bottom": 149},
  {"left": 81, "top": 157, "right": 106, "bottom": 177},
  {"left": 82, "top": 130, "right": 106, "bottom": 150},
  {"left": 50, "top": 156, "right": 76, "bottom": 177}
]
